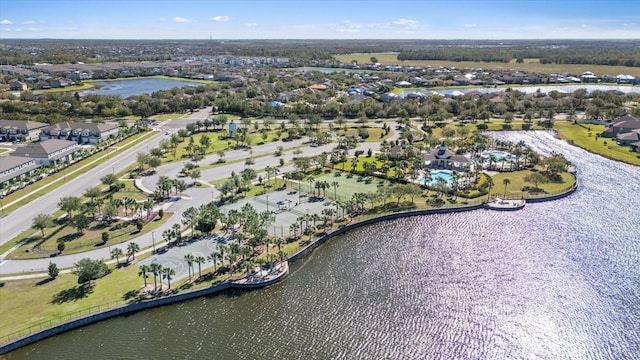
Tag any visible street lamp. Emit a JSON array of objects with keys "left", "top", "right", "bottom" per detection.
[
  {"left": 266, "top": 194, "right": 269, "bottom": 213},
  {"left": 152, "top": 231, "right": 156, "bottom": 254}
]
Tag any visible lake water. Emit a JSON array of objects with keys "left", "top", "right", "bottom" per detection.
[
  {"left": 82, "top": 78, "right": 205, "bottom": 98},
  {"left": 9, "top": 132, "right": 640, "bottom": 359},
  {"left": 399, "top": 84, "right": 640, "bottom": 98}
]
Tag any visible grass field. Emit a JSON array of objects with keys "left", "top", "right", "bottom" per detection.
[
  {"left": 0, "top": 265, "right": 138, "bottom": 341},
  {"left": 334, "top": 53, "right": 640, "bottom": 77},
  {"left": 553, "top": 122, "right": 640, "bottom": 166},
  {"left": 491, "top": 171, "right": 575, "bottom": 199},
  {"left": 7, "top": 212, "right": 169, "bottom": 260}
]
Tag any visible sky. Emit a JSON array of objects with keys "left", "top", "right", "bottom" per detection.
[{"left": 0, "top": 0, "right": 638, "bottom": 40}]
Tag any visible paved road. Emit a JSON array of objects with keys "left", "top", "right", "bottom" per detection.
[{"left": 0, "top": 112, "right": 399, "bottom": 275}]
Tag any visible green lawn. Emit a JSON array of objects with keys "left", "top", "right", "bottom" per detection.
[
  {"left": 111, "top": 180, "right": 150, "bottom": 201},
  {"left": 0, "top": 148, "right": 8, "bottom": 154},
  {"left": 7, "top": 212, "right": 170, "bottom": 260},
  {"left": 150, "top": 113, "right": 186, "bottom": 121},
  {"left": 295, "top": 169, "right": 392, "bottom": 202},
  {"left": 0, "top": 265, "right": 139, "bottom": 342},
  {"left": 334, "top": 53, "right": 640, "bottom": 78},
  {"left": 490, "top": 171, "right": 576, "bottom": 199},
  {"left": 554, "top": 122, "right": 640, "bottom": 166}
]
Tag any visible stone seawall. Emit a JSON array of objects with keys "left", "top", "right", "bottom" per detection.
[
  {"left": 1, "top": 176, "right": 578, "bottom": 355},
  {"left": 289, "top": 204, "right": 485, "bottom": 263}
]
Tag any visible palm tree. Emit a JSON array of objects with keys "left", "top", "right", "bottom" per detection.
[
  {"left": 162, "top": 266, "right": 176, "bottom": 289},
  {"left": 502, "top": 178, "right": 511, "bottom": 198},
  {"left": 84, "top": 186, "right": 103, "bottom": 217},
  {"left": 142, "top": 198, "right": 154, "bottom": 218},
  {"left": 306, "top": 175, "right": 315, "bottom": 196},
  {"left": 184, "top": 254, "right": 195, "bottom": 280},
  {"left": 331, "top": 181, "right": 340, "bottom": 200},
  {"left": 218, "top": 244, "right": 228, "bottom": 267},
  {"left": 486, "top": 177, "right": 495, "bottom": 201},
  {"left": 277, "top": 250, "right": 288, "bottom": 262},
  {"left": 208, "top": 251, "right": 221, "bottom": 271},
  {"left": 172, "top": 223, "right": 182, "bottom": 244},
  {"left": 194, "top": 255, "right": 206, "bottom": 278},
  {"left": 150, "top": 263, "right": 162, "bottom": 291},
  {"left": 138, "top": 264, "right": 150, "bottom": 287},
  {"left": 226, "top": 253, "right": 238, "bottom": 273},
  {"left": 110, "top": 247, "right": 124, "bottom": 266},
  {"left": 127, "top": 242, "right": 140, "bottom": 262},
  {"left": 289, "top": 222, "right": 300, "bottom": 237}
]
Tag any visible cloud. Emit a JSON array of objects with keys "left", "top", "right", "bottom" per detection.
[
  {"left": 393, "top": 18, "right": 418, "bottom": 27},
  {"left": 172, "top": 17, "right": 191, "bottom": 23},
  {"left": 0, "top": 19, "right": 13, "bottom": 25},
  {"left": 464, "top": 23, "right": 477, "bottom": 28},
  {"left": 158, "top": 17, "right": 167, "bottom": 22},
  {"left": 581, "top": 24, "right": 588, "bottom": 28},
  {"left": 22, "top": 20, "right": 37, "bottom": 25},
  {"left": 209, "top": 16, "right": 231, "bottom": 22},
  {"left": 244, "top": 23, "right": 257, "bottom": 27},
  {"left": 335, "top": 28, "right": 360, "bottom": 33},
  {"left": 15, "top": 27, "right": 38, "bottom": 32}
]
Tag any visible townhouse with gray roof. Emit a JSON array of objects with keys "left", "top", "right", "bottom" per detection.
[
  {"left": 39, "top": 121, "right": 119, "bottom": 144},
  {"left": 12, "top": 139, "right": 80, "bottom": 166},
  {"left": 0, "top": 120, "right": 49, "bottom": 142},
  {"left": 0, "top": 155, "right": 39, "bottom": 189}
]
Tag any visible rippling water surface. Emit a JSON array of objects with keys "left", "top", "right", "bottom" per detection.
[{"left": 11, "top": 132, "right": 640, "bottom": 359}]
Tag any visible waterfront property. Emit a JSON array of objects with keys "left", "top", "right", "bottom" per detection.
[{"left": 601, "top": 115, "right": 640, "bottom": 150}]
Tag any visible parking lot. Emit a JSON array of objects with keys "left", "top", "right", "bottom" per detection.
[{"left": 220, "top": 187, "right": 339, "bottom": 237}]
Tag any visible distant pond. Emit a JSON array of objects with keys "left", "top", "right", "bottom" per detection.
[{"left": 82, "top": 78, "right": 205, "bottom": 98}]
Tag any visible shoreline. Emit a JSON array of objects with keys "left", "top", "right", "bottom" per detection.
[{"left": 0, "top": 175, "right": 577, "bottom": 355}]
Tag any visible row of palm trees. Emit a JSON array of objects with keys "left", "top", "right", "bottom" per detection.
[
  {"left": 137, "top": 263, "right": 176, "bottom": 291},
  {"left": 109, "top": 242, "right": 141, "bottom": 267}
]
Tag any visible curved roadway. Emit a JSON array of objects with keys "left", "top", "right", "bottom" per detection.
[{"left": 0, "top": 111, "right": 399, "bottom": 275}]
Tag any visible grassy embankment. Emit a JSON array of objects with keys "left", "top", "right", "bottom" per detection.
[
  {"left": 553, "top": 122, "right": 640, "bottom": 166},
  {"left": 334, "top": 53, "right": 640, "bottom": 78}
]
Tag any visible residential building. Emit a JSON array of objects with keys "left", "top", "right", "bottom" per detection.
[
  {"left": 9, "top": 81, "right": 27, "bottom": 91},
  {"left": 0, "top": 155, "right": 39, "bottom": 188},
  {"left": 0, "top": 120, "right": 49, "bottom": 142},
  {"left": 421, "top": 144, "right": 472, "bottom": 171},
  {"left": 601, "top": 115, "right": 640, "bottom": 138},
  {"left": 12, "top": 139, "right": 80, "bottom": 166},
  {"left": 40, "top": 121, "right": 119, "bottom": 144}
]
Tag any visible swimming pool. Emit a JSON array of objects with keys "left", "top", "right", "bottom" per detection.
[
  {"left": 418, "top": 170, "right": 453, "bottom": 185},
  {"left": 481, "top": 150, "right": 516, "bottom": 161}
]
